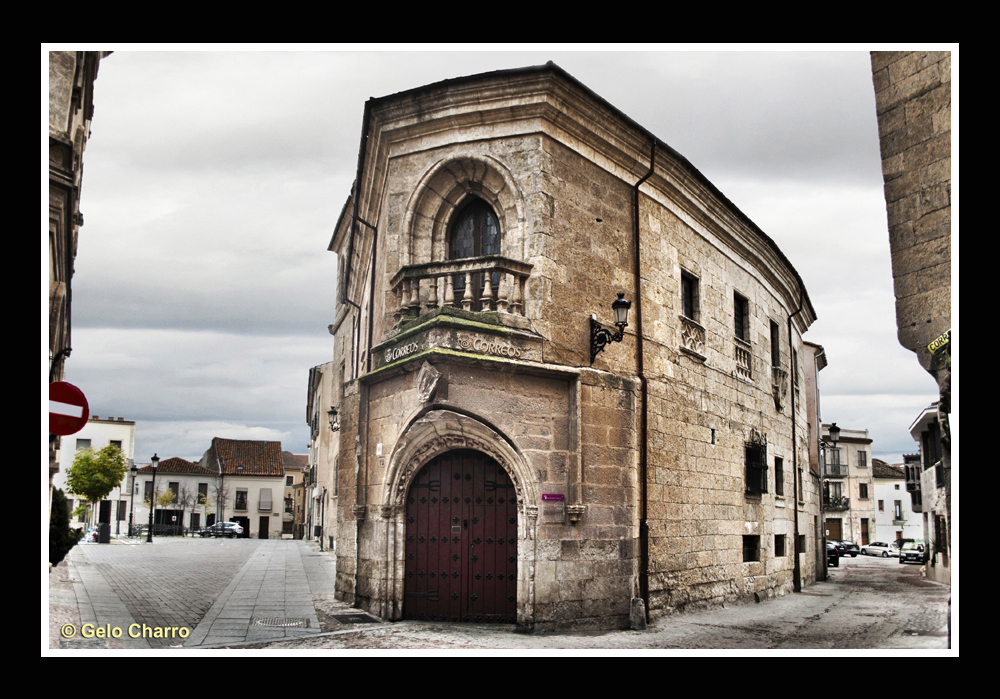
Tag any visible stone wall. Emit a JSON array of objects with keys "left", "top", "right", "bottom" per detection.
[
  {"left": 327, "top": 64, "right": 818, "bottom": 629},
  {"left": 870, "top": 51, "right": 951, "bottom": 373}
]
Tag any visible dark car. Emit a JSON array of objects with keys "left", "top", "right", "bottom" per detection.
[
  {"left": 833, "top": 540, "right": 860, "bottom": 557},
  {"left": 200, "top": 521, "right": 244, "bottom": 538},
  {"left": 827, "top": 542, "right": 839, "bottom": 567},
  {"left": 899, "top": 541, "right": 926, "bottom": 564}
]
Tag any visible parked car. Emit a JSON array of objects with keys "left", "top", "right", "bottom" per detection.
[
  {"left": 861, "top": 541, "right": 901, "bottom": 558},
  {"left": 200, "top": 521, "right": 244, "bottom": 538},
  {"left": 829, "top": 539, "right": 859, "bottom": 557},
  {"left": 827, "top": 542, "right": 839, "bottom": 567},
  {"left": 899, "top": 541, "right": 926, "bottom": 564}
]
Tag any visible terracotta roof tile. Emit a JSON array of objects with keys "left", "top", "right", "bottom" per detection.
[
  {"left": 213, "top": 438, "right": 284, "bottom": 477},
  {"left": 281, "top": 451, "right": 308, "bottom": 470},
  {"left": 873, "top": 460, "right": 905, "bottom": 479}
]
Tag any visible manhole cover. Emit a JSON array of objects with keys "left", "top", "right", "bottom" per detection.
[
  {"left": 332, "top": 614, "right": 379, "bottom": 624},
  {"left": 252, "top": 617, "right": 310, "bottom": 628}
]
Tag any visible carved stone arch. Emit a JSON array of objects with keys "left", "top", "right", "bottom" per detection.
[
  {"left": 383, "top": 408, "right": 536, "bottom": 513},
  {"left": 400, "top": 155, "right": 525, "bottom": 267}
]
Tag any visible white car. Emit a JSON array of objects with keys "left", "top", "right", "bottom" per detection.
[{"left": 860, "top": 541, "right": 901, "bottom": 558}]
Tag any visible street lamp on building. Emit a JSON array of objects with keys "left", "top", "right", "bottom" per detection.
[
  {"left": 590, "top": 293, "right": 632, "bottom": 363},
  {"left": 145, "top": 454, "right": 159, "bottom": 543}
]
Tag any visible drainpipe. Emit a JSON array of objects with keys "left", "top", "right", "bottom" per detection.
[
  {"left": 633, "top": 143, "right": 655, "bottom": 622},
  {"left": 789, "top": 283, "right": 804, "bottom": 593}
]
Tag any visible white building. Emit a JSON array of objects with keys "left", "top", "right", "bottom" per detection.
[
  {"left": 52, "top": 415, "right": 135, "bottom": 532},
  {"left": 872, "top": 459, "right": 922, "bottom": 543},
  {"left": 130, "top": 457, "right": 221, "bottom": 535}
]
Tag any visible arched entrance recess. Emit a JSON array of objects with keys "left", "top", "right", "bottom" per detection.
[
  {"left": 404, "top": 449, "right": 517, "bottom": 623},
  {"left": 382, "top": 408, "right": 538, "bottom": 624}
]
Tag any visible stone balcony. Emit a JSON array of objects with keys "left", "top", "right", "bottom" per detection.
[{"left": 390, "top": 255, "right": 533, "bottom": 325}]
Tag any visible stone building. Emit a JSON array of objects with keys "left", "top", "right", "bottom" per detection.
[
  {"left": 870, "top": 51, "right": 951, "bottom": 584},
  {"left": 48, "top": 51, "right": 111, "bottom": 500},
  {"left": 319, "top": 63, "right": 820, "bottom": 630},
  {"left": 820, "top": 425, "right": 877, "bottom": 546}
]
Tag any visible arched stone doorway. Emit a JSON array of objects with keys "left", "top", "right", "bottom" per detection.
[{"left": 404, "top": 449, "right": 517, "bottom": 623}]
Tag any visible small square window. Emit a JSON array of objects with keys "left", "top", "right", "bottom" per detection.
[{"left": 743, "top": 535, "right": 760, "bottom": 562}]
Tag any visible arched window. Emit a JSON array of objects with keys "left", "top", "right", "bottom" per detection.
[{"left": 449, "top": 198, "right": 501, "bottom": 311}]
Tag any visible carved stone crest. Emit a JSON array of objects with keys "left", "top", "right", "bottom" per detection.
[{"left": 416, "top": 361, "right": 442, "bottom": 404}]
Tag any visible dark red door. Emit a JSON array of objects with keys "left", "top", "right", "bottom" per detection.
[{"left": 404, "top": 450, "right": 517, "bottom": 623}]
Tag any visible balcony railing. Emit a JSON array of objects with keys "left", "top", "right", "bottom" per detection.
[
  {"left": 824, "top": 495, "right": 850, "bottom": 511},
  {"left": 390, "top": 256, "right": 533, "bottom": 322},
  {"left": 734, "top": 338, "right": 752, "bottom": 381},
  {"left": 824, "top": 464, "right": 849, "bottom": 478}
]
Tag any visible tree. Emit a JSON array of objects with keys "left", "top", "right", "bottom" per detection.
[
  {"left": 65, "top": 444, "right": 128, "bottom": 524},
  {"left": 50, "top": 488, "right": 80, "bottom": 565}
]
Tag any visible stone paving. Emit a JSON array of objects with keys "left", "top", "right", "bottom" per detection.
[
  {"left": 52, "top": 537, "right": 337, "bottom": 649},
  {"left": 48, "top": 539, "right": 953, "bottom": 652}
]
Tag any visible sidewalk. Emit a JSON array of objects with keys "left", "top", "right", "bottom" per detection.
[
  {"left": 184, "top": 539, "right": 331, "bottom": 646},
  {"left": 47, "top": 537, "right": 342, "bottom": 650}
]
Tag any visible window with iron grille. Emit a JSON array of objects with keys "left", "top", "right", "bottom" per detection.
[
  {"left": 743, "top": 535, "right": 760, "bottom": 562},
  {"left": 744, "top": 430, "right": 768, "bottom": 495},
  {"left": 859, "top": 483, "right": 869, "bottom": 499}
]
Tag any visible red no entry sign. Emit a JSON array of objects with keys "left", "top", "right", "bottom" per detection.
[{"left": 49, "top": 381, "right": 90, "bottom": 436}]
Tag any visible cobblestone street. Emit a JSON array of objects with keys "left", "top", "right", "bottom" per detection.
[{"left": 49, "top": 538, "right": 952, "bottom": 652}]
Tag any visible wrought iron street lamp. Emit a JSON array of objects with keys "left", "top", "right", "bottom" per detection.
[
  {"left": 328, "top": 406, "right": 339, "bottom": 432},
  {"left": 590, "top": 293, "right": 632, "bottom": 363},
  {"left": 128, "top": 462, "right": 138, "bottom": 537},
  {"left": 145, "top": 454, "right": 159, "bottom": 543}
]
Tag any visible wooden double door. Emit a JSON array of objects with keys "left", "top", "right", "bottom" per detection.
[{"left": 404, "top": 450, "right": 517, "bottom": 623}]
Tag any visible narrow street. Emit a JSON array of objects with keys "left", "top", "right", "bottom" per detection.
[{"left": 49, "top": 539, "right": 952, "bottom": 651}]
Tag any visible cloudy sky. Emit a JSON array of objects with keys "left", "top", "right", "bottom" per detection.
[{"left": 51, "top": 46, "right": 952, "bottom": 466}]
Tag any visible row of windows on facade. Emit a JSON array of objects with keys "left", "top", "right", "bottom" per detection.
[
  {"left": 742, "top": 534, "right": 806, "bottom": 562},
  {"left": 681, "top": 272, "right": 795, "bottom": 373},
  {"left": 357, "top": 198, "right": 798, "bottom": 376},
  {"left": 825, "top": 449, "right": 869, "bottom": 467},
  {"left": 743, "top": 449, "right": 806, "bottom": 500},
  {"left": 136, "top": 482, "right": 292, "bottom": 512},
  {"left": 824, "top": 481, "right": 872, "bottom": 501}
]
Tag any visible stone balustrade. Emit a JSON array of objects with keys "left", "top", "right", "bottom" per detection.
[{"left": 390, "top": 255, "right": 533, "bottom": 321}]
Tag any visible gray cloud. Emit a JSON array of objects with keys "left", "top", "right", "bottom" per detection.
[{"left": 62, "top": 48, "right": 948, "bottom": 467}]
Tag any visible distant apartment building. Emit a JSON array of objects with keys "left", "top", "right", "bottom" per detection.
[
  {"left": 52, "top": 415, "right": 135, "bottom": 532},
  {"left": 872, "top": 459, "right": 921, "bottom": 543},
  {"left": 821, "top": 425, "right": 877, "bottom": 546}
]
